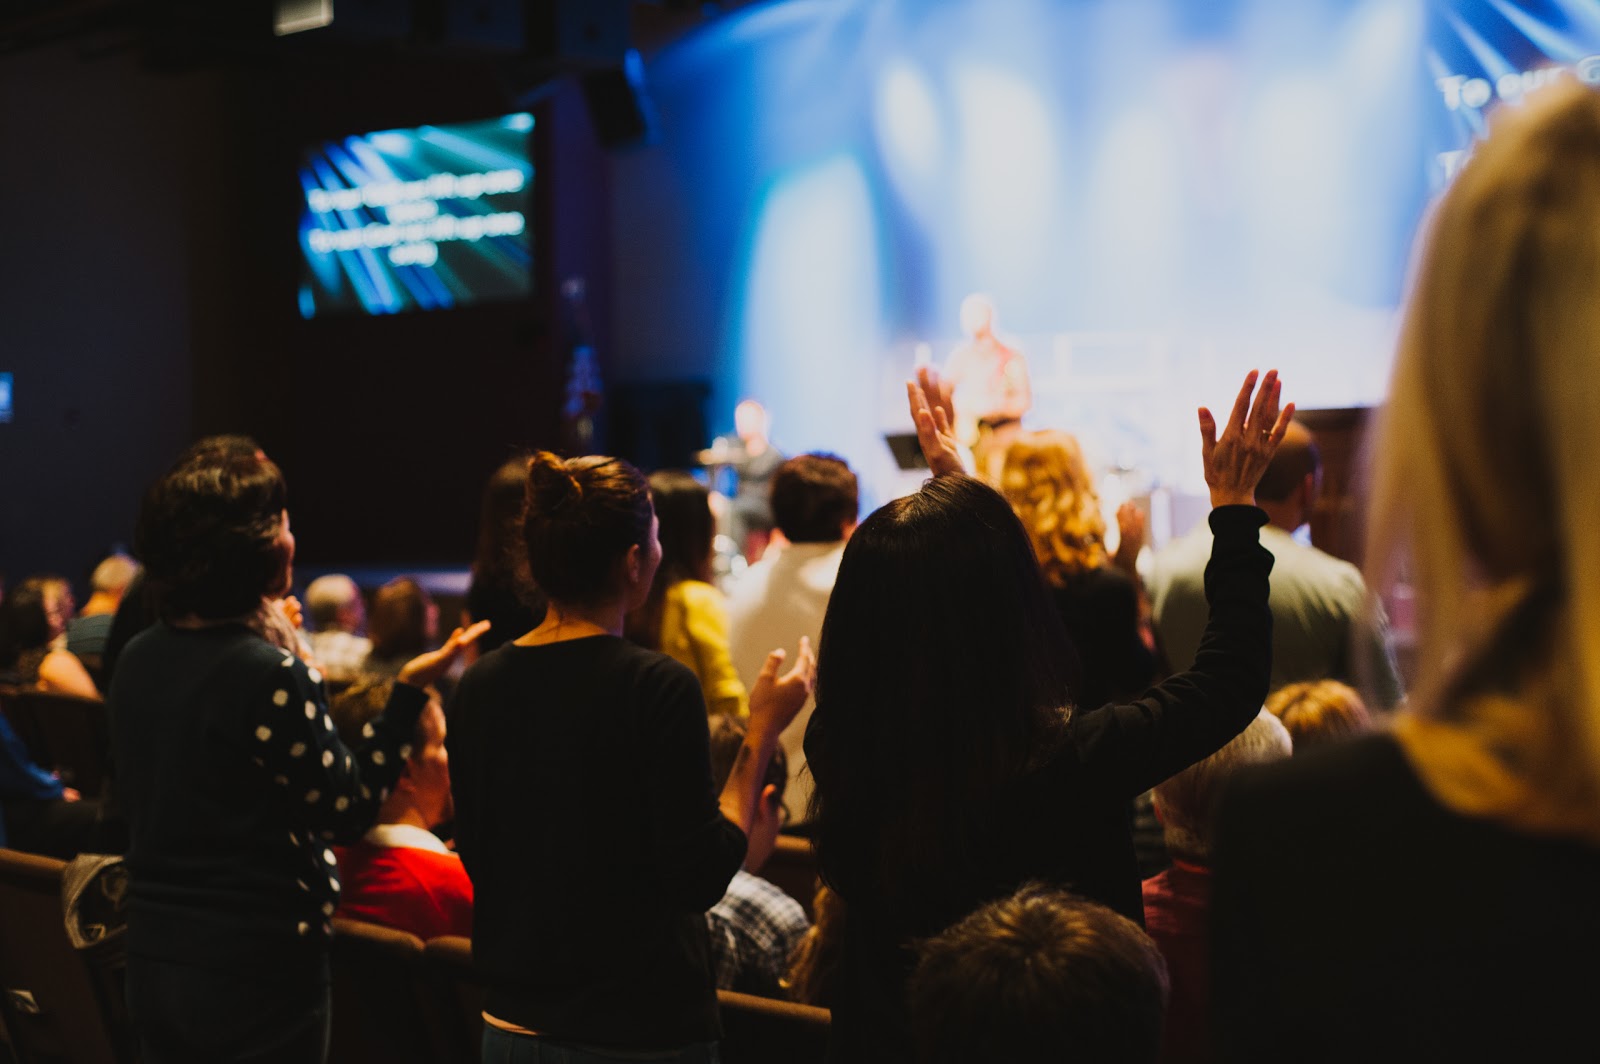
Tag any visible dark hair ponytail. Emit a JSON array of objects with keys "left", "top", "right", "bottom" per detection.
[{"left": 521, "top": 453, "right": 653, "bottom": 606}]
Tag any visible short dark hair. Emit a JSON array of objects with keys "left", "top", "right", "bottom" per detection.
[
  {"left": 135, "top": 450, "right": 290, "bottom": 621},
  {"left": 522, "top": 452, "right": 653, "bottom": 607},
  {"left": 367, "top": 577, "right": 432, "bottom": 660},
  {"left": 907, "top": 885, "right": 1170, "bottom": 1064},
  {"left": 706, "top": 715, "right": 788, "bottom": 801},
  {"left": 771, "top": 454, "right": 858, "bottom": 543},
  {"left": 1254, "top": 422, "right": 1320, "bottom": 503}
]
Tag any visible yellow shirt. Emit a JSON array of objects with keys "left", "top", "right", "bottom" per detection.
[{"left": 659, "top": 580, "right": 748, "bottom": 719}]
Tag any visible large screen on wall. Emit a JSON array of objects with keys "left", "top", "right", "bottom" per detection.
[{"left": 297, "top": 113, "right": 533, "bottom": 318}]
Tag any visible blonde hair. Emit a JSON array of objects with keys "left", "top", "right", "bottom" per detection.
[
  {"left": 1264, "top": 680, "right": 1374, "bottom": 753},
  {"left": 999, "top": 430, "right": 1108, "bottom": 586},
  {"left": 1368, "top": 80, "right": 1600, "bottom": 843}
]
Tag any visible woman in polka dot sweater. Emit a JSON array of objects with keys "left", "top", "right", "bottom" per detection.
[{"left": 110, "top": 445, "right": 485, "bottom": 1063}]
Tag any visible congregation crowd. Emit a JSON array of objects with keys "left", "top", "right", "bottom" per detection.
[{"left": 4, "top": 80, "right": 1600, "bottom": 1064}]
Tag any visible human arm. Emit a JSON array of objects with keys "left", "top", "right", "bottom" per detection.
[
  {"left": 37, "top": 649, "right": 101, "bottom": 700},
  {"left": 1198, "top": 369, "right": 1294, "bottom": 507},
  {"left": 999, "top": 344, "right": 1033, "bottom": 420},
  {"left": 1113, "top": 501, "right": 1147, "bottom": 577},
  {"left": 249, "top": 622, "right": 486, "bottom": 842},
  {"left": 718, "top": 638, "right": 814, "bottom": 834},
  {"left": 0, "top": 713, "right": 65, "bottom": 801},
  {"left": 907, "top": 365, "right": 968, "bottom": 477},
  {"left": 1068, "top": 372, "right": 1292, "bottom": 793}
]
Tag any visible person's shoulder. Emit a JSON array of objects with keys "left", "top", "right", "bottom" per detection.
[
  {"left": 725, "top": 561, "right": 775, "bottom": 611},
  {"left": 397, "top": 843, "right": 471, "bottom": 884},
  {"left": 1269, "top": 537, "right": 1371, "bottom": 602},
  {"left": 1219, "top": 733, "right": 1410, "bottom": 831},
  {"left": 719, "top": 870, "right": 809, "bottom": 927},
  {"left": 1076, "top": 564, "right": 1137, "bottom": 597},
  {"left": 66, "top": 613, "right": 111, "bottom": 637},
  {"left": 476, "top": 635, "right": 702, "bottom": 695},
  {"left": 122, "top": 622, "right": 280, "bottom": 670},
  {"left": 1149, "top": 525, "right": 1213, "bottom": 572},
  {"left": 674, "top": 579, "right": 726, "bottom": 611}
]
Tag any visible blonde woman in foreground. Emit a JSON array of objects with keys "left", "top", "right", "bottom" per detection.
[{"left": 1211, "top": 80, "right": 1600, "bottom": 1062}]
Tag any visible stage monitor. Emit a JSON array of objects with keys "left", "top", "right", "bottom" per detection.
[{"left": 297, "top": 112, "right": 534, "bottom": 318}]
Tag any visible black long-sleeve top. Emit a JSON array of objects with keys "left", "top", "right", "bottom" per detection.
[
  {"left": 806, "top": 505, "right": 1274, "bottom": 1064},
  {"left": 449, "top": 635, "right": 747, "bottom": 1050},
  {"left": 1211, "top": 734, "right": 1600, "bottom": 1062},
  {"left": 110, "top": 623, "right": 426, "bottom": 969},
  {"left": 1051, "top": 564, "right": 1163, "bottom": 709}
]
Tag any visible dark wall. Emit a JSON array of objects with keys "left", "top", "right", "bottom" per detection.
[
  {"left": 1, "top": 43, "right": 207, "bottom": 591},
  {"left": 1, "top": 38, "right": 614, "bottom": 589}
]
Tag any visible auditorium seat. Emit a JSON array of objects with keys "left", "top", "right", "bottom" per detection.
[
  {"left": 765, "top": 835, "right": 821, "bottom": 919},
  {"left": 418, "top": 935, "right": 832, "bottom": 1063},
  {"left": 717, "top": 989, "right": 830, "bottom": 1064},
  {"left": 0, "top": 849, "right": 127, "bottom": 1064},
  {"left": 327, "top": 918, "right": 442, "bottom": 1064},
  {"left": 420, "top": 935, "right": 482, "bottom": 1064},
  {"left": 0, "top": 691, "right": 112, "bottom": 801}
]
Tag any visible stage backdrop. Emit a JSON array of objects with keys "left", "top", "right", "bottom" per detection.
[{"left": 607, "top": 0, "right": 1600, "bottom": 525}]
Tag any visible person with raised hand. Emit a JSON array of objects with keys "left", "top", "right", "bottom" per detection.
[
  {"left": 113, "top": 445, "right": 487, "bottom": 1064},
  {"left": 450, "top": 452, "right": 813, "bottom": 1064},
  {"left": 805, "top": 369, "right": 1290, "bottom": 1063}
]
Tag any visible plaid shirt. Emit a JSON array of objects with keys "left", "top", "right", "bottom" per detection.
[{"left": 705, "top": 870, "right": 811, "bottom": 998}]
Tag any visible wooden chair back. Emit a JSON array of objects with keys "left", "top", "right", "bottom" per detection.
[
  {"left": 764, "top": 835, "right": 821, "bottom": 920},
  {"left": 717, "top": 989, "right": 830, "bottom": 1064},
  {"left": 0, "top": 849, "right": 126, "bottom": 1064},
  {"left": 327, "top": 918, "right": 437, "bottom": 1064},
  {"left": 0, "top": 691, "right": 112, "bottom": 800},
  {"left": 420, "top": 935, "right": 482, "bottom": 1064}
]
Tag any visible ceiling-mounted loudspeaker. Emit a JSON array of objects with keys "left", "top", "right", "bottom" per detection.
[{"left": 581, "top": 49, "right": 659, "bottom": 149}]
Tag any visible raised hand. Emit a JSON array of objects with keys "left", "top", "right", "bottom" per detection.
[
  {"left": 907, "top": 365, "right": 966, "bottom": 477},
  {"left": 398, "top": 620, "right": 492, "bottom": 689},
  {"left": 1198, "top": 369, "right": 1295, "bottom": 508},
  {"left": 748, "top": 636, "right": 817, "bottom": 739}
]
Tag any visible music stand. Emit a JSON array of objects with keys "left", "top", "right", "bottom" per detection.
[{"left": 884, "top": 433, "right": 929, "bottom": 471}]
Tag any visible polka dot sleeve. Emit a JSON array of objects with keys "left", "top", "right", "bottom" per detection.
[{"left": 247, "top": 650, "right": 428, "bottom": 843}]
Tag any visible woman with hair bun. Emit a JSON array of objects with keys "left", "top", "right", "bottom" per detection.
[{"left": 450, "top": 452, "right": 813, "bottom": 1063}]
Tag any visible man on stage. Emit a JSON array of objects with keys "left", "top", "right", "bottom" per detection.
[{"left": 943, "top": 293, "right": 1031, "bottom": 478}]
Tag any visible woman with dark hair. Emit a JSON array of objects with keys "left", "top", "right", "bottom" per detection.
[
  {"left": 803, "top": 368, "right": 1291, "bottom": 1062},
  {"left": 111, "top": 446, "right": 483, "bottom": 1063},
  {"left": 464, "top": 456, "right": 549, "bottom": 654},
  {"left": 451, "top": 452, "right": 813, "bottom": 1063},
  {"left": 0, "top": 575, "right": 100, "bottom": 698},
  {"left": 625, "top": 469, "right": 749, "bottom": 718}
]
